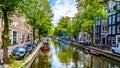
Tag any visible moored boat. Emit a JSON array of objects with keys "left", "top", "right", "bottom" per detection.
[
  {"left": 90, "top": 50, "right": 101, "bottom": 56},
  {"left": 41, "top": 42, "right": 50, "bottom": 53}
]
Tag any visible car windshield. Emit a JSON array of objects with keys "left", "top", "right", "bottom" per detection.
[
  {"left": 23, "top": 45, "right": 27, "bottom": 48},
  {"left": 27, "top": 44, "right": 32, "bottom": 47},
  {"left": 13, "top": 47, "right": 24, "bottom": 53}
]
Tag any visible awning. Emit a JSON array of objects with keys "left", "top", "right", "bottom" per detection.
[{"left": 103, "top": 33, "right": 108, "bottom": 38}]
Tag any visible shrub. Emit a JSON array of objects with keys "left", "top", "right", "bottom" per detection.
[{"left": 8, "top": 56, "right": 18, "bottom": 64}]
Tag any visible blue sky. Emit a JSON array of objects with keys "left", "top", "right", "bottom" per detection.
[{"left": 49, "top": 0, "right": 77, "bottom": 26}]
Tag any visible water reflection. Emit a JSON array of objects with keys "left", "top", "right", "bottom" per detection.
[
  {"left": 30, "top": 52, "right": 51, "bottom": 68},
  {"left": 31, "top": 40, "right": 120, "bottom": 68}
]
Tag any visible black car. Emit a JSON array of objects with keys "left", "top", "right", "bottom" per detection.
[
  {"left": 12, "top": 47, "right": 26, "bottom": 60},
  {"left": 22, "top": 44, "right": 33, "bottom": 54},
  {"left": 32, "top": 43, "right": 37, "bottom": 50}
]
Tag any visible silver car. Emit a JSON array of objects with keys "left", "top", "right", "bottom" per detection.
[{"left": 112, "top": 44, "right": 120, "bottom": 54}]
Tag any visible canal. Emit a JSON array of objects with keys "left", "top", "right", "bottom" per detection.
[{"left": 30, "top": 39, "right": 120, "bottom": 68}]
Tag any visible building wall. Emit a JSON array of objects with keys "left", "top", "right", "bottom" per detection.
[
  {"left": 0, "top": 16, "right": 32, "bottom": 48},
  {"left": 79, "top": 32, "right": 91, "bottom": 42}
]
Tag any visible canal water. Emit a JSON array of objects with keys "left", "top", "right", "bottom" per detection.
[{"left": 30, "top": 39, "right": 120, "bottom": 68}]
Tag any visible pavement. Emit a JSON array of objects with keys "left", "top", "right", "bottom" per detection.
[{"left": 0, "top": 42, "right": 30, "bottom": 61}]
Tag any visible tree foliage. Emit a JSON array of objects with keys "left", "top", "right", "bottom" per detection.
[
  {"left": 76, "top": 0, "right": 108, "bottom": 20},
  {"left": 81, "top": 20, "right": 94, "bottom": 35},
  {"left": 54, "top": 17, "right": 73, "bottom": 36},
  {"left": 21, "top": 0, "right": 53, "bottom": 40},
  {"left": 72, "top": 14, "right": 83, "bottom": 38}
]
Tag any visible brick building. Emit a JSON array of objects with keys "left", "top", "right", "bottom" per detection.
[{"left": 0, "top": 16, "right": 32, "bottom": 48}]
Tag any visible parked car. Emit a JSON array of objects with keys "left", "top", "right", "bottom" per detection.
[
  {"left": 112, "top": 44, "right": 120, "bottom": 54},
  {"left": 11, "top": 47, "right": 26, "bottom": 60},
  {"left": 22, "top": 44, "right": 33, "bottom": 54},
  {"left": 34, "top": 39, "right": 39, "bottom": 45},
  {"left": 32, "top": 43, "right": 37, "bottom": 49},
  {"left": 77, "top": 40, "right": 90, "bottom": 46},
  {"left": 71, "top": 37, "right": 76, "bottom": 42}
]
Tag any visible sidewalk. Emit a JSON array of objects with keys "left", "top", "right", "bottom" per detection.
[{"left": 0, "top": 42, "right": 29, "bottom": 61}]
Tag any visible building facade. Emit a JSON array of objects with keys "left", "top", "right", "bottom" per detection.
[
  {"left": 0, "top": 15, "right": 32, "bottom": 48},
  {"left": 95, "top": 1, "right": 120, "bottom": 47}
]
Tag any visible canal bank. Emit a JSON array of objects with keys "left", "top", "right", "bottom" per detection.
[
  {"left": 22, "top": 42, "right": 42, "bottom": 68},
  {"left": 55, "top": 38, "right": 120, "bottom": 62},
  {"left": 71, "top": 42, "right": 120, "bottom": 62}
]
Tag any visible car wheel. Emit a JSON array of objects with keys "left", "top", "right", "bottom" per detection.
[{"left": 112, "top": 50, "right": 115, "bottom": 54}]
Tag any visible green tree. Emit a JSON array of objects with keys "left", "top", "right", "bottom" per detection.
[
  {"left": 21, "top": 0, "right": 53, "bottom": 41},
  {"left": 0, "top": 0, "right": 22, "bottom": 64},
  {"left": 72, "top": 14, "right": 83, "bottom": 38},
  {"left": 54, "top": 17, "right": 73, "bottom": 36},
  {"left": 21, "top": 0, "right": 39, "bottom": 42}
]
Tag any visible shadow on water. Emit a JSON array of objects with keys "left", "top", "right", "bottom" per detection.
[{"left": 30, "top": 39, "right": 120, "bottom": 68}]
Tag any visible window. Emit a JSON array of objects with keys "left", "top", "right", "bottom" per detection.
[
  {"left": 102, "top": 25, "right": 108, "bottom": 32},
  {"left": 112, "top": 26, "right": 115, "bottom": 34},
  {"left": 98, "top": 19, "right": 101, "bottom": 25},
  {"left": 117, "top": 4, "right": 120, "bottom": 10},
  {"left": 105, "top": 25, "right": 108, "bottom": 31},
  {"left": 102, "top": 26, "right": 104, "bottom": 32},
  {"left": 117, "top": 13, "right": 120, "bottom": 22},
  {"left": 96, "top": 28, "right": 99, "bottom": 33},
  {"left": 112, "top": 37, "right": 115, "bottom": 45},
  {"left": 118, "top": 37, "right": 120, "bottom": 43},
  {"left": 95, "top": 19, "right": 101, "bottom": 25},
  {"left": 117, "top": 24, "right": 120, "bottom": 33},
  {"left": 112, "top": 15, "right": 115, "bottom": 24},
  {"left": 109, "top": 26, "right": 111, "bottom": 34},
  {"left": 109, "top": 16, "right": 112, "bottom": 25}
]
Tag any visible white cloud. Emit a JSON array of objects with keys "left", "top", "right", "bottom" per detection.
[{"left": 51, "top": 0, "right": 77, "bottom": 26}]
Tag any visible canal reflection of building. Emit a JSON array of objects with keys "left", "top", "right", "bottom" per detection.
[{"left": 85, "top": 55, "right": 120, "bottom": 68}]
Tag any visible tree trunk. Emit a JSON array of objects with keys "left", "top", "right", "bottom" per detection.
[
  {"left": 91, "top": 34, "right": 94, "bottom": 45},
  {"left": 38, "top": 29, "right": 41, "bottom": 41},
  {"left": 91, "top": 25, "right": 94, "bottom": 45},
  {"left": 33, "top": 28, "right": 35, "bottom": 43},
  {"left": 2, "top": 8, "right": 9, "bottom": 64}
]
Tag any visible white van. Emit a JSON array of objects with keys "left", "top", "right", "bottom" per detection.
[{"left": 112, "top": 44, "right": 120, "bottom": 54}]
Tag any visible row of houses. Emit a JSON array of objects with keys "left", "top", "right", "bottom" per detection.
[
  {"left": 78, "top": 1, "right": 120, "bottom": 47},
  {"left": 0, "top": 15, "right": 33, "bottom": 48},
  {"left": 95, "top": 1, "right": 120, "bottom": 47}
]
